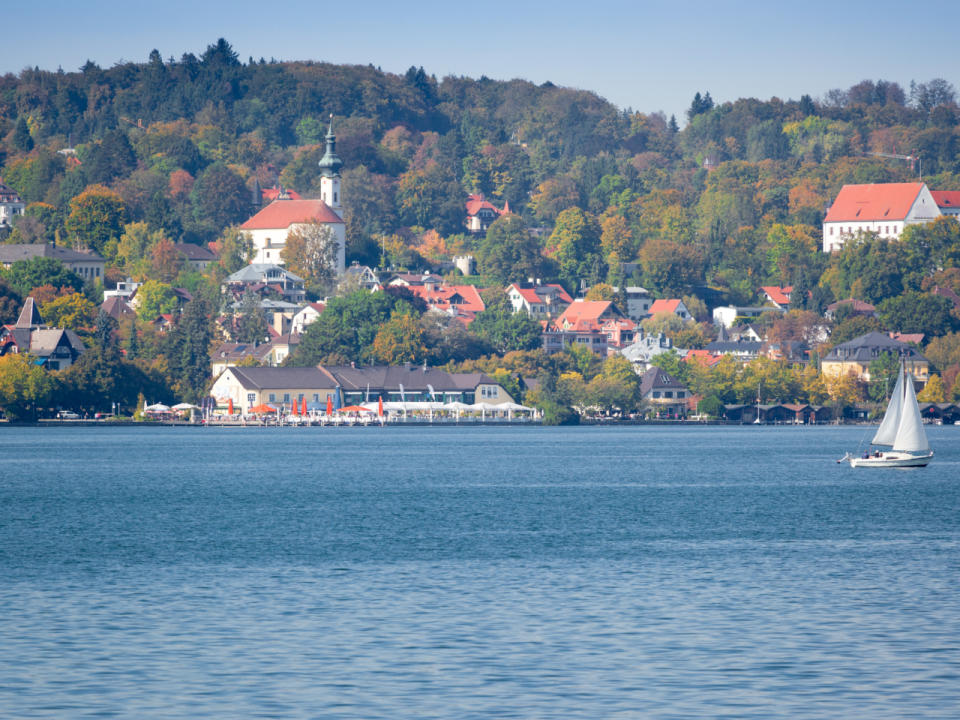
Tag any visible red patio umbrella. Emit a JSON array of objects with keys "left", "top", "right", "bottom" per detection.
[
  {"left": 228, "top": 397, "right": 234, "bottom": 415},
  {"left": 301, "top": 396, "right": 308, "bottom": 415},
  {"left": 326, "top": 395, "right": 333, "bottom": 415},
  {"left": 378, "top": 396, "right": 383, "bottom": 417},
  {"left": 292, "top": 398, "right": 300, "bottom": 416}
]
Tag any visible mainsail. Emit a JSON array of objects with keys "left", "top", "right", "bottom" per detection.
[
  {"left": 892, "top": 369, "right": 929, "bottom": 453},
  {"left": 871, "top": 363, "right": 904, "bottom": 446}
]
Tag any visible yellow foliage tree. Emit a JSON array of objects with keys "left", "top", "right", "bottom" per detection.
[{"left": 917, "top": 375, "right": 946, "bottom": 403}]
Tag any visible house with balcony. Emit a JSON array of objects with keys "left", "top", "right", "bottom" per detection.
[
  {"left": 506, "top": 282, "right": 573, "bottom": 318},
  {"left": 543, "top": 299, "right": 634, "bottom": 355},
  {"left": 222, "top": 264, "right": 306, "bottom": 304},
  {"left": 640, "top": 366, "right": 690, "bottom": 418}
]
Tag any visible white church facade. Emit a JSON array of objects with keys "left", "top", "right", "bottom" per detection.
[{"left": 241, "top": 118, "right": 346, "bottom": 273}]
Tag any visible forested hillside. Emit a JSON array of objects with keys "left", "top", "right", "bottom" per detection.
[{"left": 1, "top": 38, "right": 958, "bottom": 305}]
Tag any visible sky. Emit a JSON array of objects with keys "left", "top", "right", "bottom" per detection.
[{"left": 3, "top": 0, "right": 958, "bottom": 122}]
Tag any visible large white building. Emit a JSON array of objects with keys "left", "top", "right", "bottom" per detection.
[
  {"left": 240, "top": 118, "right": 346, "bottom": 273},
  {"left": 0, "top": 182, "right": 25, "bottom": 228},
  {"left": 822, "top": 182, "right": 941, "bottom": 252}
]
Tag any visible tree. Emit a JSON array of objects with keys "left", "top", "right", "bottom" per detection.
[
  {"left": 234, "top": 288, "right": 269, "bottom": 343},
  {"left": 189, "top": 163, "right": 249, "bottom": 241},
  {"left": 924, "top": 332, "right": 960, "bottom": 373},
  {"left": 151, "top": 237, "right": 185, "bottom": 283},
  {"left": 876, "top": 292, "right": 959, "bottom": 337},
  {"left": 2, "top": 257, "right": 83, "bottom": 298},
  {"left": 477, "top": 214, "right": 549, "bottom": 284},
  {"left": 470, "top": 290, "right": 543, "bottom": 353},
  {"left": 11, "top": 117, "right": 33, "bottom": 152},
  {"left": 867, "top": 351, "right": 900, "bottom": 403},
  {"left": 917, "top": 375, "right": 946, "bottom": 403},
  {"left": 164, "top": 296, "right": 214, "bottom": 401},
  {"left": 117, "top": 221, "right": 165, "bottom": 276},
  {"left": 372, "top": 312, "right": 427, "bottom": 364},
  {"left": 280, "top": 221, "right": 339, "bottom": 295},
  {"left": 0, "top": 352, "right": 55, "bottom": 421},
  {"left": 134, "top": 280, "right": 177, "bottom": 320},
  {"left": 65, "top": 186, "right": 127, "bottom": 254},
  {"left": 40, "top": 292, "right": 97, "bottom": 332},
  {"left": 216, "top": 227, "right": 253, "bottom": 274},
  {"left": 59, "top": 344, "right": 166, "bottom": 414},
  {"left": 550, "top": 207, "right": 604, "bottom": 289}
]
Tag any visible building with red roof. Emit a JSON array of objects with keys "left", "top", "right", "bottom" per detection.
[
  {"left": 648, "top": 298, "right": 692, "bottom": 320},
  {"left": 408, "top": 284, "right": 486, "bottom": 325},
  {"left": 931, "top": 190, "right": 960, "bottom": 218},
  {"left": 505, "top": 283, "right": 573, "bottom": 318},
  {"left": 822, "top": 182, "right": 940, "bottom": 252},
  {"left": 759, "top": 286, "right": 792, "bottom": 309},
  {"left": 465, "top": 194, "right": 506, "bottom": 233},
  {"left": 241, "top": 119, "right": 346, "bottom": 272},
  {"left": 544, "top": 299, "right": 635, "bottom": 354}
]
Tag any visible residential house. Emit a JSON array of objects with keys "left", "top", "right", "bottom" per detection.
[
  {"left": 623, "top": 286, "right": 653, "bottom": 321},
  {"left": 705, "top": 328, "right": 763, "bottom": 360},
  {"left": 291, "top": 302, "right": 326, "bottom": 335},
  {"left": 465, "top": 194, "right": 505, "bottom": 233},
  {"left": 620, "top": 331, "right": 675, "bottom": 372},
  {"left": 506, "top": 283, "right": 573, "bottom": 318},
  {"left": 821, "top": 331, "right": 929, "bottom": 384},
  {"left": 889, "top": 332, "right": 924, "bottom": 346},
  {"left": 0, "top": 243, "right": 105, "bottom": 283},
  {"left": 175, "top": 243, "right": 218, "bottom": 271},
  {"left": 222, "top": 264, "right": 306, "bottom": 304},
  {"left": 0, "top": 181, "right": 25, "bottom": 228},
  {"left": 649, "top": 298, "right": 692, "bottom": 321},
  {"left": 240, "top": 120, "right": 346, "bottom": 272},
  {"left": 408, "top": 283, "right": 486, "bottom": 324},
  {"left": 931, "top": 190, "right": 960, "bottom": 218},
  {"left": 101, "top": 296, "right": 136, "bottom": 322},
  {"left": 544, "top": 300, "right": 634, "bottom": 355},
  {"left": 209, "top": 336, "right": 300, "bottom": 378},
  {"left": 343, "top": 263, "right": 381, "bottom": 290},
  {"left": 103, "top": 279, "right": 142, "bottom": 301},
  {"left": 0, "top": 297, "right": 85, "bottom": 370},
  {"left": 759, "top": 285, "right": 792, "bottom": 309},
  {"left": 640, "top": 366, "right": 690, "bottom": 418},
  {"left": 824, "top": 298, "right": 876, "bottom": 320},
  {"left": 387, "top": 272, "right": 444, "bottom": 287},
  {"left": 822, "top": 182, "right": 940, "bottom": 252},
  {"left": 712, "top": 305, "right": 784, "bottom": 328}
]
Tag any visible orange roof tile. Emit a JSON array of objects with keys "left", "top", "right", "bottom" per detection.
[
  {"left": 649, "top": 299, "right": 681, "bottom": 315},
  {"left": 408, "top": 285, "right": 486, "bottom": 315},
  {"left": 508, "top": 283, "right": 574, "bottom": 305},
  {"left": 465, "top": 194, "right": 502, "bottom": 217},
  {"left": 760, "top": 286, "right": 792, "bottom": 306},
  {"left": 241, "top": 199, "right": 343, "bottom": 230},
  {"left": 556, "top": 300, "right": 619, "bottom": 331},
  {"left": 931, "top": 190, "right": 960, "bottom": 209},
  {"left": 824, "top": 183, "right": 924, "bottom": 223}
]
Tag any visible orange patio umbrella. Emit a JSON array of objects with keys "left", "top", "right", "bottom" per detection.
[
  {"left": 301, "top": 396, "right": 308, "bottom": 415},
  {"left": 326, "top": 395, "right": 333, "bottom": 415},
  {"left": 292, "top": 399, "right": 300, "bottom": 416},
  {"left": 228, "top": 397, "right": 234, "bottom": 415},
  {"left": 250, "top": 403, "right": 277, "bottom": 414},
  {"left": 378, "top": 396, "right": 383, "bottom": 417}
]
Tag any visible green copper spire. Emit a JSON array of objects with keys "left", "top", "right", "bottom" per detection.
[{"left": 318, "top": 114, "right": 343, "bottom": 178}]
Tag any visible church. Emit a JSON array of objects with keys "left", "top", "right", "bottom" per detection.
[{"left": 241, "top": 118, "right": 346, "bottom": 273}]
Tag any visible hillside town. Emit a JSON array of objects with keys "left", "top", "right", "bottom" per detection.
[{"left": 1, "top": 55, "right": 960, "bottom": 425}]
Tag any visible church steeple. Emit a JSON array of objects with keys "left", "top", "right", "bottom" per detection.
[
  {"left": 318, "top": 114, "right": 343, "bottom": 214},
  {"left": 318, "top": 115, "right": 343, "bottom": 179}
]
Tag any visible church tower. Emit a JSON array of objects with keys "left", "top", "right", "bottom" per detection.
[{"left": 318, "top": 115, "right": 344, "bottom": 217}]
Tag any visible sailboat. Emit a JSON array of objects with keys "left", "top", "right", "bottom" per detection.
[{"left": 845, "top": 361, "right": 933, "bottom": 468}]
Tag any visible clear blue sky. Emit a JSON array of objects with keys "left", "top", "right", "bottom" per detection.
[{"left": 4, "top": 0, "right": 957, "bottom": 122}]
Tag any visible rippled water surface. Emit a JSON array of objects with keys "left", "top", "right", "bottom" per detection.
[{"left": 2, "top": 424, "right": 959, "bottom": 718}]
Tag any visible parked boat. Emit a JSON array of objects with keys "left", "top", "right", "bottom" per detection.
[{"left": 843, "top": 362, "right": 933, "bottom": 468}]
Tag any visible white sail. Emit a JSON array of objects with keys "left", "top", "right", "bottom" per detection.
[
  {"left": 871, "top": 363, "right": 904, "bottom": 446},
  {"left": 892, "top": 371, "right": 929, "bottom": 453}
]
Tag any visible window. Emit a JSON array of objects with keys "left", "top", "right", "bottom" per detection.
[
  {"left": 283, "top": 393, "right": 290, "bottom": 403},
  {"left": 247, "top": 393, "right": 255, "bottom": 405},
  {"left": 677, "top": 391, "right": 685, "bottom": 398},
  {"left": 334, "top": 192, "right": 338, "bottom": 203},
  {"left": 313, "top": 394, "right": 319, "bottom": 402},
  {"left": 829, "top": 227, "right": 834, "bottom": 235},
  {"left": 653, "top": 391, "right": 661, "bottom": 398},
  {"left": 664, "top": 391, "right": 673, "bottom": 398},
  {"left": 268, "top": 393, "right": 276, "bottom": 402}
]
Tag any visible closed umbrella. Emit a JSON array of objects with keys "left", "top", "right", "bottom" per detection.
[
  {"left": 228, "top": 397, "right": 234, "bottom": 416},
  {"left": 301, "top": 397, "right": 307, "bottom": 415},
  {"left": 378, "top": 396, "right": 383, "bottom": 418},
  {"left": 326, "top": 395, "right": 333, "bottom": 416},
  {"left": 292, "top": 398, "right": 300, "bottom": 416}
]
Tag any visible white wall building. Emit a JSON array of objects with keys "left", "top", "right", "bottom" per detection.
[{"left": 822, "top": 182, "right": 941, "bottom": 252}]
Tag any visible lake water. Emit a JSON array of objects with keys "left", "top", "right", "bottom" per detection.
[{"left": 1, "top": 424, "right": 959, "bottom": 718}]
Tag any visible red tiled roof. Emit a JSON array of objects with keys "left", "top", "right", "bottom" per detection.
[
  {"left": 684, "top": 349, "right": 723, "bottom": 367},
  {"left": 760, "top": 286, "right": 792, "bottom": 306},
  {"left": 465, "top": 193, "right": 502, "bottom": 217},
  {"left": 408, "top": 285, "right": 486, "bottom": 315},
  {"left": 649, "top": 299, "right": 682, "bottom": 315},
  {"left": 889, "top": 332, "right": 925, "bottom": 345},
  {"left": 241, "top": 199, "right": 343, "bottom": 230},
  {"left": 507, "top": 283, "right": 574, "bottom": 305},
  {"left": 931, "top": 190, "right": 960, "bottom": 209},
  {"left": 824, "top": 183, "right": 924, "bottom": 223},
  {"left": 556, "top": 300, "right": 618, "bottom": 331}
]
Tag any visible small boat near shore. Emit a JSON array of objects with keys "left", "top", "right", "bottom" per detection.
[{"left": 842, "top": 361, "right": 933, "bottom": 468}]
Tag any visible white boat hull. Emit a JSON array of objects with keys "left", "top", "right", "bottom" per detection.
[{"left": 849, "top": 451, "right": 933, "bottom": 468}]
